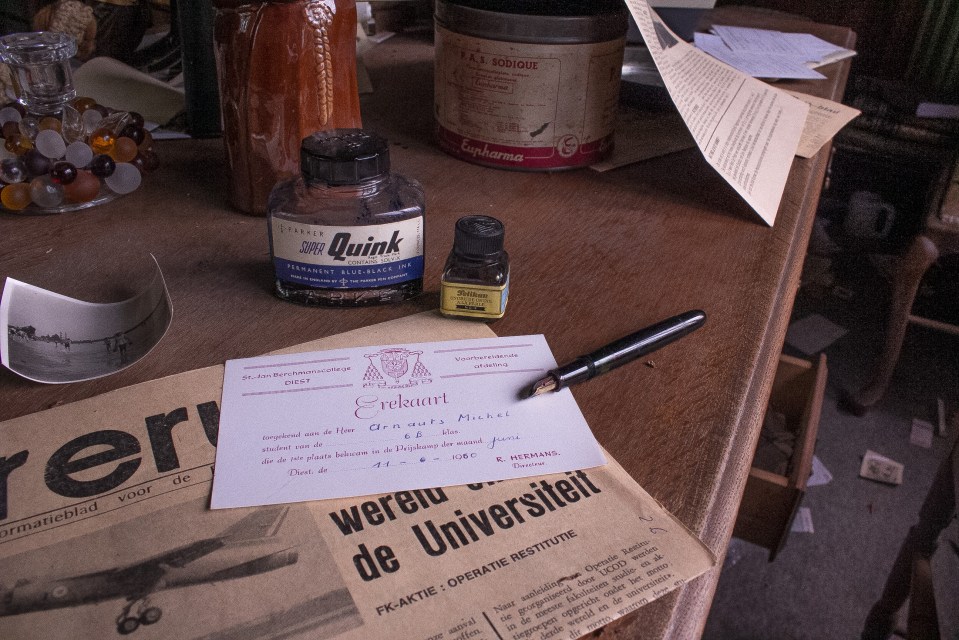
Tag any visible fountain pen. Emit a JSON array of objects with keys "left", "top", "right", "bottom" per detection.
[{"left": 522, "top": 310, "right": 707, "bottom": 398}]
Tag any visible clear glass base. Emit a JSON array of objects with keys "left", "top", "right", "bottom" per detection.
[
  {"left": 274, "top": 278, "right": 423, "bottom": 307},
  {"left": 5, "top": 189, "right": 121, "bottom": 216}
]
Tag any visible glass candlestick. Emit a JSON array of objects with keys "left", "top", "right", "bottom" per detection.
[
  {"left": 0, "top": 32, "right": 158, "bottom": 215},
  {"left": 0, "top": 31, "right": 77, "bottom": 116}
]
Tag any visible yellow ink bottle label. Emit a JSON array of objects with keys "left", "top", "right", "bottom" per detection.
[{"left": 441, "top": 281, "right": 509, "bottom": 318}]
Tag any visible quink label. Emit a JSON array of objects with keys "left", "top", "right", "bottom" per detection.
[{"left": 272, "top": 218, "right": 424, "bottom": 289}]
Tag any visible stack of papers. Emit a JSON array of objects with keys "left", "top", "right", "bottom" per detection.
[{"left": 695, "top": 25, "right": 855, "bottom": 80}]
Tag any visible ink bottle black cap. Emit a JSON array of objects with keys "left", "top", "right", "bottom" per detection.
[
  {"left": 300, "top": 129, "right": 390, "bottom": 186},
  {"left": 266, "top": 129, "right": 425, "bottom": 306},
  {"left": 440, "top": 215, "right": 510, "bottom": 320}
]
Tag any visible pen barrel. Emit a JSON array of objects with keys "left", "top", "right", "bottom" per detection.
[{"left": 556, "top": 310, "right": 706, "bottom": 387}]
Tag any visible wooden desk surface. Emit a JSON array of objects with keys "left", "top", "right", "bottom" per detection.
[{"left": 0, "top": 8, "right": 853, "bottom": 639}]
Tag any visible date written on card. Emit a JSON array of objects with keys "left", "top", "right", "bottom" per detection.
[{"left": 211, "top": 335, "right": 606, "bottom": 509}]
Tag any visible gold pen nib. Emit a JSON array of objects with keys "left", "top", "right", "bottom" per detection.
[{"left": 523, "top": 375, "right": 558, "bottom": 399}]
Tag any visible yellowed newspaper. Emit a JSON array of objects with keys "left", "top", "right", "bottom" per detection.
[
  {"left": 0, "top": 312, "right": 714, "bottom": 639},
  {"left": 786, "top": 90, "right": 860, "bottom": 158},
  {"left": 625, "top": 0, "right": 809, "bottom": 225}
]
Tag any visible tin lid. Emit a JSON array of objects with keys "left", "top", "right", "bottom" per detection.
[
  {"left": 435, "top": 0, "right": 629, "bottom": 45},
  {"left": 453, "top": 215, "right": 505, "bottom": 257},
  {"left": 300, "top": 129, "right": 390, "bottom": 185}
]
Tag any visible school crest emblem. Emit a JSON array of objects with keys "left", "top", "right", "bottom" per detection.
[{"left": 362, "top": 348, "right": 432, "bottom": 389}]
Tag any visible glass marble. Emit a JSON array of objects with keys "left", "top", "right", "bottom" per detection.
[
  {"left": 138, "top": 129, "right": 153, "bottom": 151},
  {"left": 35, "top": 129, "right": 67, "bottom": 159},
  {"left": 63, "top": 169, "right": 99, "bottom": 203},
  {"left": 2, "top": 102, "right": 26, "bottom": 117},
  {"left": 5, "top": 133, "right": 32, "bottom": 155},
  {"left": 104, "top": 162, "right": 141, "bottom": 194},
  {"left": 1, "top": 182, "right": 31, "bottom": 210},
  {"left": 133, "top": 149, "right": 159, "bottom": 173},
  {"left": 89, "top": 128, "right": 116, "bottom": 155},
  {"left": 120, "top": 124, "right": 145, "bottom": 145},
  {"left": 0, "top": 106, "right": 22, "bottom": 125},
  {"left": 81, "top": 108, "right": 103, "bottom": 134},
  {"left": 98, "top": 111, "right": 131, "bottom": 136},
  {"left": 17, "top": 116, "right": 39, "bottom": 141},
  {"left": 65, "top": 140, "right": 93, "bottom": 168},
  {"left": 29, "top": 176, "right": 65, "bottom": 208},
  {"left": 50, "top": 161, "right": 78, "bottom": 184},
  {"left": 2, "top": 121, "right": 18, "bottom": 139},
  {"left": 22, "top": 149, "right": 51, "bottom": 176},
  {"left": 73, "top": 97, "right": 97, "bottom": 113},
  {"left": 111, "top": 137, "right": 138, "bottom": 163},
  {"left": 0, "top": 157, "right": 26, "bottom": 183},
  {"left": 90, "top": 154, "right": 116, "bottom": 177},
  {"left": 39, "top": 116, "right": 61, "bottom": 132},
  {"left": 61, "top": 104, "right": 84, "bottom": 143}
]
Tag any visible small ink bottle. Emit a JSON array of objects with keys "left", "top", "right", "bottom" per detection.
[
  {"left": 440, "top": 215, "right": 509, "bottom": 320},
  {"left": 267, "top": 129, "right": 425, "bottom": 306}
]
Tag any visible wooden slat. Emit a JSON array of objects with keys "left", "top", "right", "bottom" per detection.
[{"left": 909, "top": 314, "right": 959, "bottom": 336}]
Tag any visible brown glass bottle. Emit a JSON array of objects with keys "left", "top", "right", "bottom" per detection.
[
  {"left": 267, "top": 129, "right": 425, "bottom": 306},
  {"left": 440, "top": 215, "right": 509, "bottom": 319},
  {"left": 212, "top": 0, "right": 363, "bottom": 215}
]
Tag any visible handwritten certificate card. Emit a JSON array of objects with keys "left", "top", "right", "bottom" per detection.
[{"left": 211, "top": 336, "right": 606, "bottom": 509}]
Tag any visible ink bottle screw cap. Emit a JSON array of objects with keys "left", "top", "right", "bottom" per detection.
[
  {"left": 440, "top": 215, "right": 509, "bottom": 320},
  {"left": 300, "top": 129, "right": 390, "bottom": 186},
  {"left": 267, "top": 129, "right": 425, "bottom": 306}
]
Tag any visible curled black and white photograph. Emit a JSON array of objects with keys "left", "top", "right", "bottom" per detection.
[{"left": 0, "top": 260, "right": 173, "bottom": 384}]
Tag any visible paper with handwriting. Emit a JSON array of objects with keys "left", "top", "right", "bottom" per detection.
[{"left": 211, "top": 335, "right": 607, "bottom": 508}]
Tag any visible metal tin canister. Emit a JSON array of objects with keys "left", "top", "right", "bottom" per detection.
[{"left": 434, "top": 0, "right": 629, "bottom": 170}]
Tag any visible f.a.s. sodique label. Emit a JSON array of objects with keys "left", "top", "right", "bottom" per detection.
[
  {"left": 270, "top": 218, "right": 424, "bottom": 289},
  {"left": 434, "top": 26, "right": 624, "bottom": 170}
]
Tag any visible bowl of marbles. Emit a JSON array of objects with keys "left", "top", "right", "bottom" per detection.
[
  {"left": 0, "top": 32, "right": 159, "bottom": 214},
  {"left": 0, "top": 99, "right": 159, "bottom": 214}
]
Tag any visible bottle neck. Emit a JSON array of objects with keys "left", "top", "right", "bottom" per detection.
[
  {"left": 304, "top": 174, "right": 389, "bottom": 198},
  {"left": 453, "top": 250, "right": 503, "bottom": 265}
]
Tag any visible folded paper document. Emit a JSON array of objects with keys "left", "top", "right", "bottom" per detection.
[{"left": 210, "top": 335, "right": 607, "bottom": 509}]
